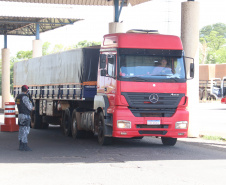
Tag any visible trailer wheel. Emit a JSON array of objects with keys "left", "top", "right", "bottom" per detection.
[
  {"left": 98, "top": 112, "right": 112, "bottom": 145},
  {"left": 161, "top": 137, "right": 177, "bottom": 146},
  {"left": 62, "top": 108, "right": 72, "bottom": 136},
  {"left": 31, "top": 104, "right": 42, "bottom": 129},
  {"left": 71, "top": 110, "right": 85, "bottom": 139},
  {"left": 208, "top": 95, "right": 216, "bottom": 101},
  {"left": 199, "top": 89, "right": 204, "bottom": 100},
  {"left": 42, "top": 122, "right": 49, "bottom": 129}
]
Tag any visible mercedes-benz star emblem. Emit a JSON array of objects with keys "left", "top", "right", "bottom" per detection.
[{"left": 149, "top": 94, "right": 159, "bottom": 103}]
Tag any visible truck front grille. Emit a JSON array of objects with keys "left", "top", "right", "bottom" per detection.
[
  {"left": 121, "top": 92, "right": 184, "bottom": 117},
  {"left": 130, "top": 108, "right": 176, "bottom": 117},
  {"left": 121, "top": 92, "right": 184, "bottom": 109}
]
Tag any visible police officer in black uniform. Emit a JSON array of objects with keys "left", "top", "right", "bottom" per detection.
[{"left": 15, "top": 85, "right": 33, "bottom": 151}]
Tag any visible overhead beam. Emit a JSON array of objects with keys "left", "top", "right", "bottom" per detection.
[
  {"left": 114, "top": 0, "right": 125, "bottom": 22},
  {"left": 4, "top": 34, "right": 7, "bottom": 48},
  {"left": 36, "top": 23, "right": 40, "bottom": 40},
  {"left": 0, "top": 20, "right": 75, "bottom": 25}
]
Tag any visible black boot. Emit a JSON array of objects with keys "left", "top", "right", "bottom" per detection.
[
  {"left": 23, "top": 143, "right": 32, "bottom": 151},
  {"left": 19, "top": 140, "right": 24, "bottom": 151}
]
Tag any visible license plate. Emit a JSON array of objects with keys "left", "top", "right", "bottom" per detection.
[{"left": 147, "top": 120, "right": 160, "bottom": 125}]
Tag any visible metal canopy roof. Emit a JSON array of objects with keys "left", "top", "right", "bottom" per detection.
[
  {"left": 0, "top": 0, "right": 151, "bottom": 6},
  {"left": 0, "top": 0, "right": 151, "bottom": 36},
  {"left": 0, "top": 17, "right": 81, "bottom": 36}
]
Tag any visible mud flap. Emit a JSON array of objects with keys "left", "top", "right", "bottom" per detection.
[
  {"left": 104, "top": 115, "right": 113, "bottom": 137},
  {"left": 103, "top": 96, "right": 113, "bottom": 137}
]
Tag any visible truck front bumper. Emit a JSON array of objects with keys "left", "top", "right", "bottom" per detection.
[{"left": 112, "top": 107, "right": 189, "bottom": 138}]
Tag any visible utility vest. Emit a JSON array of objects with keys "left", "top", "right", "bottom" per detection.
[{"left": 15, "top": 93, "right": 30, "bottom": 115}]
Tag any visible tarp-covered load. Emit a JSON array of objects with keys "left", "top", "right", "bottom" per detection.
[{"left": 14, "top": 47, "right": 100, "bottom": 100}]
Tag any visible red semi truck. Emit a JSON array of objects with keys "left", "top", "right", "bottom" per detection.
[{"left": 14, "top": 31, "right": 194, "bottom": 146}]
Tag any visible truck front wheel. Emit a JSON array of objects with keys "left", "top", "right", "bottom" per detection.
[
  {"left": 98, "top": 112, "right": 112, "bottom": 145},
  {"left": 161, "top": 137, "right": 177, "bottom": 146}
]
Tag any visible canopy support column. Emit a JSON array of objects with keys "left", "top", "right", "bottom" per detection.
[
  {"left": 181, "top": 0, "right": 200, "bottom": 137},
  {"left": 109, "top": 0, "right": 124, "bottom": 34},
  {"left": 32, "top": 23, "right": 42, "bottom": 58},
  {"left": 1, "top": 34, "right": 10, "bottom": 108}
]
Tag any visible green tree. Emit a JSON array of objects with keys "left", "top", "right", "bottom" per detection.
[
  {"left": 199, "top": 39, "right": 208, "bottom": 64},
  {"left": 206, "top": 31, "right": 225, "bottom": 51},
  {"left": 16, "top": 50, "right": 32, "bottom": 60},
  {"left": 75, "top": 40, "right": 101, "bottom": 48},
  {"left": 51, "top": 44, "right": 65, "bottom": 53},
  {"left": 215, "top": 47, "right": 226, "bottom": 64},
  {"left": 199, "top": 23, "right": 226, "bottom": 64},
  {"left": 200, "top": 23, "right": 226, "bottom": 39},
  {"left": 42, "top": 41, "right": 51, "bottom": 56}
]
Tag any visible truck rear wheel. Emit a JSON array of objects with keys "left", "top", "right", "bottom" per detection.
[
  {"left": 98, "top": 112, "right": 112, "bottom": 145},
  {"left": 71, "top": 109, "right": 85, "bottom": 139},
  {"left": 161, "top": 137, "right": 177, "bottom": 146},
  {"left": 62, "top": 108, "right": 72, "bottom": 136}
]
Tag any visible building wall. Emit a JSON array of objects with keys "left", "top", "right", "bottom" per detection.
[
  {"left": 199, "top": 64, "right": 215, "bottom": 80},
  {"left": 199, "top": 64, "right": 226, "bottom": 80},
  {"left": 215, "top": 64, "right": 226, "bottom": 79}
]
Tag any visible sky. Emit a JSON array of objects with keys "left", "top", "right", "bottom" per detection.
[{"left": 0, "top": 0, "right": 226, "bottom": 56}]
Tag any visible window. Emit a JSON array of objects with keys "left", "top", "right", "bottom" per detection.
[
  {"left": 118, "top": 55, "right": 186, "bottom": 82},
  {"left": 107, "top": 55, "right": 116, "bottom": 77}
]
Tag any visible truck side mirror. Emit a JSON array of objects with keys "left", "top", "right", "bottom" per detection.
[
  {"left": 190, "top": 63, "right": 194, "bottom": 78},
  {"left": 101, "top": 69, "right": 106, "bottom": 76},
  {"left": 100, "top": 54, "right": 106, "bottom": 68},
  {"left": 185, "top": 57, "right": 194, "bottom": 80}
]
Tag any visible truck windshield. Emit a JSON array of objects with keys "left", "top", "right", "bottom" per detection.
[{"left": 118, "top": 55, "right": 186, "bottom": 82}]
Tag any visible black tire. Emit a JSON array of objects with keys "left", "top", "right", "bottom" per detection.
[
  {"left": 31, "top": 110, "right": 35, "bottom": 128},
  {"left": 209, "top": 95, "right": 216, "bottom": 101},
  {"left": 71, "top": 109, "right": 85, "bottom": 139},
  {"left": 31, "top": 102, "right": 42, "bottom": 129},
  {"left": 98, "top": 112, "right": 112, "bottom": 145},
  {"left": 42, "top": 122, "right": 49, "bottom": 129},
  {"left": 62, "top": 108, "right": 72, "bottom": 136},
  {"left": 199, "top": 89, "right": 204, "bottom": 100},
  {"left": 161, "top": 137, "right": 177, "bottom": 146}
]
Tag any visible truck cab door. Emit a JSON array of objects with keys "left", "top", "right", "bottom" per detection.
[
  {"left": 105, "top": 54, "right": 117, "bottom": 106},
  {"left": 96, "top": 53, "right": 116, "bottom": 106},
  {"left": 97, "top": 54, "right": 107, "bottom": 94}
]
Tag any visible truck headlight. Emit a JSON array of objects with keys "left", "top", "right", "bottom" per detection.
[
  {"left": 175, "top": 121, "right": 188, "bottom": 129},
  {"left": 117, "top": 120, "right": 131, "bottom": 129}
]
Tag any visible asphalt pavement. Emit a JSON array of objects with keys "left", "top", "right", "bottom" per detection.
[
  {"left": 0, "top": 125, "right": 225, "bottom": 185},
  {"left": 0, "top": 102, "right": 226, "bottom": 185}
]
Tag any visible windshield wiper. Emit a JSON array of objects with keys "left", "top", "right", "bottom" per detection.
[
  {"left": 126, "top": 76, "right": 148, "bottom": 82},
  {"left": 168, "top": 77, "right": 180, "bottom": 82},
  {"left": 167, "top": 75, "right": 181, "bottom": 82}
]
